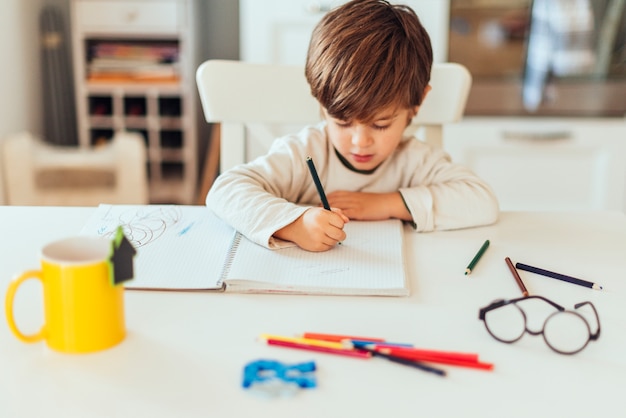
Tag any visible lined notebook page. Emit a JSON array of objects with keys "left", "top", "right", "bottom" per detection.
[
  {"left": 80, "top": 205, "right": 234, "bottom": 290},
  {"left": 222, "top": 220, "right": 408, "bottom": 296}
]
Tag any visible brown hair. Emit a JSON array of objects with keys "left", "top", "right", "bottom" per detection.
[{"left": 305, "top": 0, "right": 433, "bottom": 123}]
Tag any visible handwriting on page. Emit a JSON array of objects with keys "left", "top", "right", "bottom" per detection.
[{"left": 225, "top": 220, "right": 405, "bottom": 291}]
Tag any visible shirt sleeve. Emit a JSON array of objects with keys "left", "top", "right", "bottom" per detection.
[
  {"left": 206, "top": 128, "right": 326, "bottom": 248},
  {"left": 397, "top": 141, "right": 499, "bottom": 232}
]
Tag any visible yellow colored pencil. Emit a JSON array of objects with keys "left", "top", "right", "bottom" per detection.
[{"left": 258, "top": 334, "right": 345, "bottom": 350}]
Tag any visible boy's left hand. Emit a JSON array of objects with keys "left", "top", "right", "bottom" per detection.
[{"left": 326, "top": 191, "right": 412, "bottom": 221}]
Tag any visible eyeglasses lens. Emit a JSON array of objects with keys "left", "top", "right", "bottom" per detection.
[
  {"left": 543, "top": 311, "right": 590, "bottom": 354},
  {"left": 484, "top": 303, "right": 525, "bottom": 343}
]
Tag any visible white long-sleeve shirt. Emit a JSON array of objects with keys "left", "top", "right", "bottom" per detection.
[{"left": 207, "top": 123, "right": 499, "bottom": 248}]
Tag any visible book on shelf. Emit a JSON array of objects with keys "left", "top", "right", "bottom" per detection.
[
  {"left": 87, "top": 41, "right": 180, "bottom": 82},
  {"left": 79, "top": 204, "right": 409, "bottom": 297},
  {"left": 87, "top": 75, "right": 180, "bottom": 83},
  {"left": 88, "top": 41, "right": 179, "bottom": 62}
]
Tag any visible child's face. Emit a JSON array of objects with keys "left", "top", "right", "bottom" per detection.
[{"left": 324, "top": 105, "right": 418, "bottom": 171}]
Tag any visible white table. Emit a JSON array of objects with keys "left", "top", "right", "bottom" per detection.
[{"left": 2, "top": 207, "right": 626, "bottom": 418}]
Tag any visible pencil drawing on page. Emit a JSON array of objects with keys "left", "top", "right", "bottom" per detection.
[
  {"left": 94, "top": 205, "right": 183, "bottom": 248},
  {"left": 80, "top": 204, "right": 237, "bottom": 290}
]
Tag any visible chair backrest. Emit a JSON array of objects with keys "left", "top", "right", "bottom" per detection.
[
  {"left": 196, "top": 59, "right": 471, "bottom": 173},
  {"left": 1, "top": 131, "right": 149, "bottom": 206}
]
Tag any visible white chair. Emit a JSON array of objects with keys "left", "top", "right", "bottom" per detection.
[
  {"left": 195, "top": 59, "right": 471, "bottom": 196},
  {"left": 1, "top": 131, "right": 149, "bottom": 206}
]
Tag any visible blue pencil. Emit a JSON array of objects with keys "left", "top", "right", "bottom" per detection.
[
  {"left": 349, "top": 340, "right": 413, "bottom": 349},
  {"left": 515, "top": 262, "right": 603, "bottom": 290}
]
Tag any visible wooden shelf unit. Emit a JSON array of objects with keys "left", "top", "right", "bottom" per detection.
[{"left": 71, "top": 0, "right": 198, "bottom": 204}]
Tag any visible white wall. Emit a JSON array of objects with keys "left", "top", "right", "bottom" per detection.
[
  {"left": 0, "top": 0, "right": 48, "bottom": 139},
  {"left": 0, "top": 0, "right": 48, "bottom": 204}
]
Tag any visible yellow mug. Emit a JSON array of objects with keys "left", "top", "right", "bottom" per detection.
[{"left": 5, "top": 236, "right": 126, "bottom": 353}]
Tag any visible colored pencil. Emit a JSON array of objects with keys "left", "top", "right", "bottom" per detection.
[
  {"left": 266, "top": 339, "right": 371, "bottom": 359},
  {"left": 359, "top": 346, "right": 446, "bottom": 377},
  {"left": 302, "top": 332, "right": 385, "bottom": 343},
  {"left": 372, "top": 346, "right": 479, "bottom": 363},
  {"left": 465, "top": 239, "right": 490, "bottom": 275},
  {"left": 348, "top": 339, "right": 413, "bottom": 349},
  {"left": 375, "top": 348, "right": 493, "bottom": 371},
  {"left": 258, "top": 334, "right": 345, "bottom": 350},
  {"left": 515, "top": 262, "right": 603, "bottom": 290},
  {"left": 505, "top": 257, "right": 529, "bottom": 297},
  {"left": 306, "top": 156, "right": 330, "bottom": 210}
]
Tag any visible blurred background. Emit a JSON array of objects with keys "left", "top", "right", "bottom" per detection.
[{"left": 0, "top": 0, "right": 624, "bottom": 211}]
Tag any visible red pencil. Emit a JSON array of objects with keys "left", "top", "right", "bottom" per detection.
[
  {"left": 376, "top": 346, "right": 479, "bottom": 363},
  {"left": 390, "top": 353, "right": 493, "bottom": 370},
  {"left": 376, "top": 348, "right": 493, "bottom": 371},
  {"left": 266, "top": 338, "right": 372, "bottom": 359}
]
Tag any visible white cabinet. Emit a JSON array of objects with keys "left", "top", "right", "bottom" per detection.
[
  {"left": 71, "top": 0, "right": 198, "bottom": 204},
  {"left": 239, "top": 0, "right": 449, "bottom": 64},
  {"left": 444, "top": 118, "right": 626, "bottom": 211},
  {"left": 74, "top": 1, "right": 181, "bottom": 32}
]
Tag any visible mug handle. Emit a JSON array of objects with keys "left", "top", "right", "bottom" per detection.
[{"left": 5, "top": 270, "right": 46, "bottom": 343}]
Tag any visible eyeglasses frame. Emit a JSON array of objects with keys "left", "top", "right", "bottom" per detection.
[{"left": 478, "top": 295, "right": 601, "bottom": 355}]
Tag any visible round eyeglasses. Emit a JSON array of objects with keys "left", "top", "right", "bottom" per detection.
[{"left": 478, "top": 295, "right": 601, "bottom": 355}]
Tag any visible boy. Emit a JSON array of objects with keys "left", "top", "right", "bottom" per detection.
[{"left": 207, "top": 0, "right": 499, "bottom": 252}]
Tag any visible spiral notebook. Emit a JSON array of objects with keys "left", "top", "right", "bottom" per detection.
[{"left": 80, "top": 204, "right": 409, "bottom": 296}]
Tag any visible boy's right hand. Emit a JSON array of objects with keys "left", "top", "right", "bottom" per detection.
[{"left": 274, "top": 207, "right": 348, "bottom": 252}]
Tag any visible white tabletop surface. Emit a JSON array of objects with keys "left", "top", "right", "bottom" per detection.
[{"left": 2, "top": 206, "right": 626, "bottom": 418}]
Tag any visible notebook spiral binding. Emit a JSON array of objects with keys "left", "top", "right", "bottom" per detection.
[{"left": 218, "top": 232, "right": 243, "bottom": 291}]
